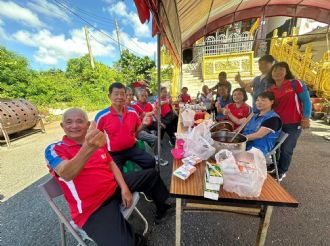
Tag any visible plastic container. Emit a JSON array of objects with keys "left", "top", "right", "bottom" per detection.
[
  {"left": 176, "top": 139, "right": 185, "bottom": 149},
  {"left": 171, "top": 148, "right": 185, "bottom": 159}
]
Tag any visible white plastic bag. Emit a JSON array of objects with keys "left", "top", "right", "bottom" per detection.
[
  {"left": 190, "top": 121, "right": 214, "bottom": 145},
  {"left": 215, "top": 148, "right": 267, "bottom": 197},
  {"left": 181, "top": 108, "right": 195, "bottom": 127},
  {"left": 184, "top": 136, "right": 215, "bottom": 160}
]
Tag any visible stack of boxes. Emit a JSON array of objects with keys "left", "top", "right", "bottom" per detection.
[{"left": 204, "top": 161, "right": 223, "bottom": 200}]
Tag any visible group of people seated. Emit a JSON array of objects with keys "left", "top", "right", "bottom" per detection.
[
  {"left": 44, "top": 54, "right": 311, "bottom": 246},
  {"left": 45, "top": 82, "right": 180, "bottom": 246},
  {"left": 177, "top": 55, "right": 311, "bottom": 181}
]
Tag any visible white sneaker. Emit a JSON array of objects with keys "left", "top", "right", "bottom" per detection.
[
  {"left": 155, "top": 156, "right": 169, "bottom": 166},
  {"left": 158, "top": 159, "right": 169, "bottom": 166}
]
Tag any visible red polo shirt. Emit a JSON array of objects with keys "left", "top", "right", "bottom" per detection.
[
  {"left": 130, "top": 103, "right": 144, "bottom": 118},
  {"left": 269, "top": 80, "right": 303, "bottom": 124},
  {"left": 156, "top": 97, "right": 172, "bottom": 117},
  {"left": 45, "top": 136, "right": 117, "bottom": 228},
  {"left": 179, "top": 94, "right": 191, "bottom": 104},
  {"left": 136, "top": 101, "right": 153, "bottom": 113},
  {"left": 227, "top": 102, "right": 251, "bottom": 129},
  {"left": 95, "top": 106, "right": 141, "bottom": 152},
  {"left": 133, "top": 101, "right": 154, "bottom": 125}
]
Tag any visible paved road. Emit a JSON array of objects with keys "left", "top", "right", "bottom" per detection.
[{"left": 1, "top": 117, "right": 330, "bottom": 245}]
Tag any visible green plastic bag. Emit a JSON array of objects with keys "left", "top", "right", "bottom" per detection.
[{"left": 122, "top": 140, "right": 145, "bottom": 173}]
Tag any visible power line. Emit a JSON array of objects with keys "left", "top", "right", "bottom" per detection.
[
  {"left": 55, "top": 0, "right": 150, "bottom": 56},
  {"left": 58, "top": 0, "right": 116, "bottom": 24},
  {"left": 50, "top": 0, "right": 146, "bottom": 56}
]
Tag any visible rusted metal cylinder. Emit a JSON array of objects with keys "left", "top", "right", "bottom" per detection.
[{"left": 0, "top": 99, "right": 39, "bottom": 137}]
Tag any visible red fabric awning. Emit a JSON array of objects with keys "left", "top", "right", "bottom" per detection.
[{"left": 134, "top": 0, "right": 330, "bottom": 64}]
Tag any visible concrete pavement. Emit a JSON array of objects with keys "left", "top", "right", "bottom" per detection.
[{"left": 0, "top": 117, "right": 329, "bottom": 245}]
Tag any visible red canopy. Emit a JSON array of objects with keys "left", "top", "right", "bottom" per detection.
[{"left": 134, "top": 0, "right": 330, "bottom": 63}]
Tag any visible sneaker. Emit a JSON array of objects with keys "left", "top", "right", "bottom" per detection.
[
  {"left": 276, "top": 172, "right": 286, "bottom": 182},
  {"left": 168, "top": 140, "right": 175, "bottom": 147},
  {"left": 267, "top": 164, "right": 275, "bottom": 174},
  {"left": 158, "top": 158, "right": 169, "bottom": 166}
]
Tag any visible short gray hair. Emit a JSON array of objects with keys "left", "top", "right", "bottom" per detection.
[{"left": 61, "top": 108, "right": 88, "bottom": 123}]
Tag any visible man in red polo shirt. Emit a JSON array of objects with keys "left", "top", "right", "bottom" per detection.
[
  {"left": 45, "top": 108, "right": 170, "bottom": 245},
  {"left": 95, "top": 82, "right": 156, "bottom": 170}
]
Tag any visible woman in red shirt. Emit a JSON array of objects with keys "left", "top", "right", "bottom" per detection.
[
  {"left": 224, "top": 88, "right": 251, "bottom": 129},
  {"left": 267, "top": 62, "right": 311, "bottom": 181},
  {"left": 178, "top": 87, "right": 192, "bottom": 104}
]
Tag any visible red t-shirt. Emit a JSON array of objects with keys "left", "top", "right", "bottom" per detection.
[
  {"left": 179, "top": 94, "right": 191, "bottom": 104},
  {"left": 269, "top": 80, "right": 303, "bottom": 124},
  {"left": 95, "top": 106, "right": 141, "bottom": 152},
  {"left": 136, "top": 101, "right": 153, "bottom": 113},
  {"left": 227, "top": 103, "right": 251, "bottom": 129},
  {"left": 133, "top": 101, "right": 154, "bottom": 125},
  {"left": 45, "top": 136, "right": 117, "bottom": 228},
  {"left": 156, "top": 97, "right": 172, "bottom": 117},
  {"left": 130, "top": 103, "right": 144, "bottom": 118}
]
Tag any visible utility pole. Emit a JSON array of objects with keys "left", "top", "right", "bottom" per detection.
[
  {"left": 84, "top": 26, "right": 95, "bottom": 70},
  {"left": 115, "top": 19, "right": 122, "bottom": 56}
]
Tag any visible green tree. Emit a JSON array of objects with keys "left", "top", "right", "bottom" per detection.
[
  {"left": 113, "top": 49, "right": 155, "bottom": 85},
  {"left": 0, "top": 46, "right": 32, "bottom": 98}
]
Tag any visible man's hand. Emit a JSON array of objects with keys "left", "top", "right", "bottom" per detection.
[
  {"left": 235, "top": 72, "right": 241, "bottom": 82},
  {"left": 223, "top": 107, "right": 230, "bottom": 116},
  {"left": 301, "top": 118, "right": 310, "bottom": 129},
  {"left": 85, "top": 121, "right": 106, "bottom": 149},
  {"left": 121, "top": 187, "right": 132, "bottom": 208},
  {"left": 142, "top": 112, "right": 154, "bottom": 126}
]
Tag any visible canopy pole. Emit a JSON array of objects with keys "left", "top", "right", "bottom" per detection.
[{"left": 156, "top": 0, "right": 161, "bottom": 173}]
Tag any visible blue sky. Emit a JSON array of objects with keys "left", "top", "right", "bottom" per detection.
[{"left": 0, "top": 0, "right": 156, "bottom": 70}]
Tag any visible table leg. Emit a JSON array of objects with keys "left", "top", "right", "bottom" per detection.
[
  {"left": 256, "top": 205, "right": 273, "bottom": 246},
  {"left": 175, "top": 198, "right": 182, "bottom": 246}
]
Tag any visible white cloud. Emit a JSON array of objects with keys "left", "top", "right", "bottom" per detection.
[
  {"left": 0, "top": 18, "right": 8, "bottom": 40},
  {"left": 12, "top": 28, "right": 115, "bottom": 65},
  {"left": 107, "top": 2, "right": 150, "bottom": 38},
  {"left": 0, "top": 1, "right": 44, "bottom": 27},
  {"left": 27, "top": 0, "right": 71, "bottom": 23}
]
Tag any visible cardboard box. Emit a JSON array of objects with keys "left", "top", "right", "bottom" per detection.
[
  {"left": 173, "top": 163, "right": 197, "bottom": 180},
  {"left": 205, "top": 162, "right": 223, "bottom": 184},
  {"left": 203, "top": 188, "right": 219, "bottom": 200},
  {"left": 182, "top": 155, "right": 203, "bottom": 166},
  {"left": 203, "top": 162, "right": 223, "bottom": 200}
]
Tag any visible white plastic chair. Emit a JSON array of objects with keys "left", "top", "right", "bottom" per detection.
[
  {"left": 39, "top": 178, "right": 148, "bottom": 246},
  {"left": 266, "top": 132, "right": 289, "bottom": 182}
]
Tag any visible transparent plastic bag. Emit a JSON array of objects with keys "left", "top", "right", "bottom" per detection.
[
  {"left": 189, "top": 120, "right": 214, "bottom": 145},
  {"left": 181, "top": 108, "right": 195, "bottom": 127},
  {"left": 184, "top": 136, "right": 215, "bottom": 160},
  {"left": 215, "top": 148, "right": 267, "bottom": 197}
]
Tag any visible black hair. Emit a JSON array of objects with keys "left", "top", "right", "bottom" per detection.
[
  {"left": 125, "top": 86, "right": 133, "bottom": 93},
  {"left": 258, "top": 54, "right": 275, "bottom": 64},
  {"left": 266, "top": 62, "right": 295, "bottom": 85},
  {"left": 161, "top": 86, "right": 167, "bottom": 92},
  {"left": 218, "top": 71, "right": 227, "bottom": 77},
  {"left": 232, "top": 88, "right": 248, "bottom": 102},
  {"left": 181, "top": 87, "right": 188, "bottom": 91},
  {"left": 256, "top": 91, "right": 276, "bottom": 109},
  {"left": 109, "top": 82, "right": 126, "bottom": 94},
  {"left": 217, "top": 83, "right": 230, "bottom": 90},
  {"left": 257, "top": 91, "right": 275, "bottom": 101}
]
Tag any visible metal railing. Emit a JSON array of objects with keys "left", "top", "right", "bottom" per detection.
[{"left": 193, "top": 31, "right": 254, "bottom": 56}]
